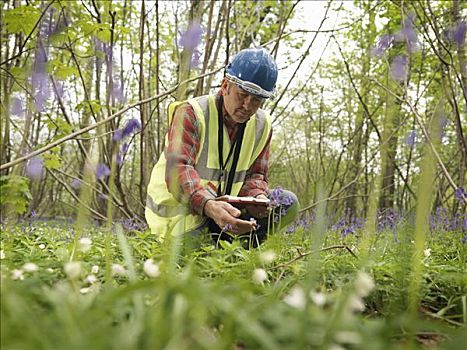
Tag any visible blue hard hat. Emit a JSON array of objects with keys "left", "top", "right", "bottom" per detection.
[{"left": 225, "top": 48, "right": 278, "bottom": 99}]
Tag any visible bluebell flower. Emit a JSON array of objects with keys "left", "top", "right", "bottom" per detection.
[
  {"left": 390, "top": 55, "right": 408, "bottom": 82},
  {"left": 113, "top": 119, "right": 141, "bottom": 141},
  {"left": 396, "top": 12, "right": 419, "bottom": 52},
  {"left": 270, "top": 187, "right": 294, "bottom": 207},
  {"left": 122, "top": 118, "right": 141, "bottom": 138},
  {"left": 341, "top": 225, "right": 355, "bottom": 237},
  {"left": 121, "top": 143, "right": 129, "bottom": 154},
  {"left": 222, "top": 223, "right": 233, "bottom": 232},
  {"left": 96, "top": 163, "right": 111, "bottom": 180},
  {"left": 110, "top": 79, "right": 125, "bottom": 103},
  {"left": 113, "top": 128, "right": 124, "bottom": 141},
  {"left": 273, "top": 214, "right": 280, "bottom": 224},
  {"left": 179, "top": 22, "right": 203, "bottom": 51},
  {"left": 116, "top": 152, "right": 123, "bottom": 166},
  {"left": 404, "top": 131, "right": 417, "bottom": 147},
  {"left": 446, "top": 21, "right": 466, "bottom": 45},
  {"left": 371, "top": 34, "right": 394, "bottom": 57},
  {"left": 10, "top": 96, "right": 24, "bottom": 117},
  {"left": 454, "top": 187, "right": 466, "bottom": 203},
  {"left": 71, "top": 179, "right": 81, "bottom": 189},
  {"left": 25, "top": 156, "right": 44, "bottom": 180}
]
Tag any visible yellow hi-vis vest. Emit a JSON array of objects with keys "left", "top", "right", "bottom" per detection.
[{"left": 145, "top": 94, "right": 272, "bottom": 239}]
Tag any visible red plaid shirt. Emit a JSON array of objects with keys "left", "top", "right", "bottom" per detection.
[{"left": 165, "top": 93, "right": 271, "bottom": 215}]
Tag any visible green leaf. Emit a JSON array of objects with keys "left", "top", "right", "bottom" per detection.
[
  {"left": 47, "top": 59, "right": 79, "bottom": 80},
  {"left": 95, "top": 28, "right": 111, "bottom": 43},
  {"left": 0, "top": 175, "right": 32, "bottom": 215},
  {"left": 43, "top": 153, "right": 61, "bottom": 170},
  {"left": 3, "top": 6, "right": 41, "bottom": 35},
  {"left": 76, "top": 100, "right": 102, "bottom": 115}
]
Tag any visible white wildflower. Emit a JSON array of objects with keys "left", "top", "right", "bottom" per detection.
[
  {"left": 64, "top": 261, "right": 82, "bottom": 279},
  {"left": 259, "top": 250, "right": 276, "bottom": 264},
  {"left": 354, "top": 271, "right": 374, "bottom": 298},
  {"left": 111, "top": 263, "right": 126, "bottom": 277},
  {"left": 11, "top": 269, "right": 24, "bottom": 280},
  {"left": 84, "top": 274, "right": 98, "bottom": 284},
  {"left": 79, "top": 287, "right": 91, "bottom": 294},
  {"left": 91, "top": 265, "right": 99, "bottom": 274},
  {"left": 309, "top": 291, "right": 326, "bottom": 307},
  {"left": 335, "top": 331, "right": 362, "bottom": 344},
  {"left": 347, "top": 294, "right": 365, "bottom": 312},
  {"left": 143, "top": 259, "right": 160, "bottom": 278},
  {"left": 22, "top": 262, "right": 39, "bottom": 272},
  {"left": 0, "top": 250, "right": 5, "bottom": 259},
  {"left": 78, "top": 237, "right": 92, "bottom": 253},
  {"left": 46, "top": 268, "right": 54, "bottom": 273},
  {"left": 252, "top": 268, "right": 268, "bottom": 284},
  {"left": 38, "top": 243, "right": 46, "bottom": 249},
  {"left": 424, "top": 248, "right": 431, "bottom": 258},
  {"left": 328, "top": 344, "right": 346, "bottom": 350},
  {"left": 283, "top": 286, "right": 306, "bottom": 309}
]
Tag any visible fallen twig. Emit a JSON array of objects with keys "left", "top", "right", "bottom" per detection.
[{"left": 269, "top": 244, "right": 357, "bottom": 270}]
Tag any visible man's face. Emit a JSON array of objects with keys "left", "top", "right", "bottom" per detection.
[{"left": 221, "top": 79, "right": 265, "bottom": 124}]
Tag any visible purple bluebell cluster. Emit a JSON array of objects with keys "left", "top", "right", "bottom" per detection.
[
  {"left": 110, "top": 79, "right": 125, "bottom": 103},
  {"left": 269, "top": 187, "right": 296, "bottom": 224},
  {"left": 25, "top": 156, "right": 44, "bottom": 180},
  {"left": 222, "top": 223, "right": 233, "bottom": 232},
  {"left": 372, "top": 13, "right": 419, "bottom": 83},
  {"left": 179, "top": 22, "right": 203, "bottom": 51},
  {"left": 390, "top": 55, "right": 408, "bottom": 82},
  {"left": 330, "top": 208, "right": 366, "bottom": 237},
  {"left": 10, "top": 96, "right": 24, "bottom": 117},
  {"left": 179, "top": 22, "right": 203, "bottom": 68},
  {"left": 70, "top": 178, "right": 82, "bottom": 189},
  {"left": 121, "top": 217, "right": 147, "bottom": 232},
  {"left": 270, "top": 187, "right": 295, "bottom": 207},
  {"left": 396, "top": 12, "right": 419, "bottom": 53},
  {"left": 429, "top": 207, "right": 466, "bottom": 233},
  {"left": 285, "top": 211, "right": 315, "bottom": 234},
  {"left": 31, "top": 49, "right": 51, "bottom": 112},
  {"left": 377, "top": 208, "right": 403, "bottom": 232},
  {"left": 445, "top": 21, "right": 466, "bottom": 45},
  {"left": 113, "top": 118, "right": 141, "bottom": 141},
  {"left": 372, "top": 12, "right": 419, "bottom": 57},
  {"left": 117, "top": 143, "right": 130, "bottom": 166},
  {"left": 371, "top": 34, "right": 395, "bottom": 57},
  {"left": 404, "top": 130, "right": 417, "bottom": 147},
  {"left": 95, "top": 163, "right": 111, "bottom": 180},
  {"left": 454, "top": 187, "right": 466, "bottom": 203}
]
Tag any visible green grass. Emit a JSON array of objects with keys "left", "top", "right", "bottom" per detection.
[{"left": 1, "top": 221, "right": 466, "bottom": 349}]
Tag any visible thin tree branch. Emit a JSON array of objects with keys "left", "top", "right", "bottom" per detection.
[{"left": 0, "top": 67, "right": 224, "bottom": 171}]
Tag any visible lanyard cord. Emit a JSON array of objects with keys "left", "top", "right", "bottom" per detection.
[{"left": 216, "top": 95, "right": 246, "bottom": 196}]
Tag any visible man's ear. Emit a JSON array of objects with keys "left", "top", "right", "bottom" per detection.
[{"left": 221, "top": 78, "right": 229, "bottom": 95}]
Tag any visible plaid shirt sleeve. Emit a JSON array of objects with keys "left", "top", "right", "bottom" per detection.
[
  {"left": 238, "top": 131, "right": 272, "bottom": 198},
  {"left": 165, "top": 103, "right": 215, "bottom": 216}
]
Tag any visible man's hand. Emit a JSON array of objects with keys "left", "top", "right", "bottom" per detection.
[
  {"left": 245, "top": 194, "right": 269, "bottom": 218},
  {"left": 204, "top": 200, "right": 257, "bottom": 235}
]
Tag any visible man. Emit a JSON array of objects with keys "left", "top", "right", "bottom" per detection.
[{"left": 145, "top": 48, "right": 299, "bottom": 248}]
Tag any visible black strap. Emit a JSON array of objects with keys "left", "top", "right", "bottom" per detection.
[
  {"left": 216, "top": 95, "right": 246, "bottom": 196},
  {"left": 225, "top": 123, "right": 245, "bottom": 195}
]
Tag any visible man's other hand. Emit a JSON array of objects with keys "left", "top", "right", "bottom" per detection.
[{"left": 204, "top": 200, "right": 257, "bottom": 235}]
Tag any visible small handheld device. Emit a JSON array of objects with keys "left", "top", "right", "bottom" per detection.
[{"left": 215, "top": 195, "right": 270, "bottom": 208}]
